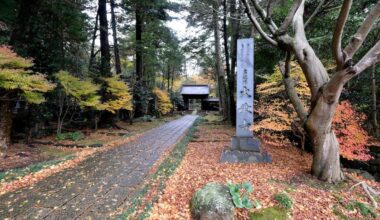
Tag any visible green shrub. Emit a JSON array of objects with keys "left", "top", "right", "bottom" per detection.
[
  {"left": 274, "top": 192, "right": 293, "bottom": 210},
  {"left": 56, "top": 131, "right": 85, "bottom": 141}
]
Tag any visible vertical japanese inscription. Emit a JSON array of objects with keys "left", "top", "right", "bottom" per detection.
[{"left": 236, "top": 38, "right": 254, "bottom": 136}]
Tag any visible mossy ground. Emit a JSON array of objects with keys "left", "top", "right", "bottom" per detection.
[{"left": 249, "top": 207, "right": 288, "bottom": 220}]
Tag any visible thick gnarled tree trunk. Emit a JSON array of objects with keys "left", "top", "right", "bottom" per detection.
[
  {"left": 306, "top": 97, "right": 344, "bottom": 182},
  {"left": 0, "top": 101, "right": 12, "bottom": 157},
  {"left": 290, "top": 39, "right": 345, "bottom": 183}
]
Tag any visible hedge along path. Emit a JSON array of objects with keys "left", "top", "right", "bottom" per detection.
[{"left": 0, "top": 115, "right": 198, "bottom": 219}]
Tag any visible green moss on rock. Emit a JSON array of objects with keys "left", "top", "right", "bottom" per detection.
[
  {"left": 191, "top": 182, "right": 235, "bottom": 220},
  {"left": 249, "top": 207, "right": 288, "bottom": 220}
]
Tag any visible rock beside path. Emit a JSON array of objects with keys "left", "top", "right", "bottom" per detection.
[{"left": 191, "top": 182, "right": 235, "bottom": 220}]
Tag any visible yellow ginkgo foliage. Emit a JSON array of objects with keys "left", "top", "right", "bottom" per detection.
[
  {"left": 0, "top": 46, "right": 55, "bottom": 104},
  {"left": 101, "top": 74, "right": 133, "bottom": 113},
  {"left": 153, "top": 88, "right": 173, "bottom": 115}
]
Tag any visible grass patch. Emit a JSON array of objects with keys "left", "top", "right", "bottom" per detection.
[
  {"left": 0, "top": 155, "right": 75, "bottom": 182},
  {"left": 332, "top": 205, "right": 350, "bottom": 220},
  {"left": 56, "top": 131, "right": 85, "bottom": 141},
  {"left": 349, "top": 201, "right": 377, "bottom": 218},
  {"left": 274, "top": 192, "right": 293, "bottom": 210},
  {"left": 333, "top": 194, "right": 378, "bottom": 219},
  {"left": 204, "top": 112, "right": 222, "bottom": 122},
  {"left": 39, "top": 146, "right": 75, "bottom": 159},
  {"left": 303, "top": 177, "right": 348, "bottom": 191},
  {"left": 249, "top": 206, "right": 288, "bottom": 220},
  {"left": 121, "top": 117, "right": 203, "bottom": 219}
]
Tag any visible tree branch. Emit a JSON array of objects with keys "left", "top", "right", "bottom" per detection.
[
  {"left": 279, "top": 52, "right": 308, "bottom": 122},
  {"left": 249, "top": 0, "right": 278, "bottom": 33},
  {"left": 241, "top": 0, "right": 278, "bottom": 46},
  {"left": 347, "top": 174, "right": 380, "bottom": 209},
  {"left": 292, "top": 0, "right": 307, "bottom": 42},
  {"left": 355, "top": 40, "right": 380, "bottom": 74},
  {"left": 276, "top": 0, "right": 302, "bottom": 35},
  {"left": 344, "top": 2, "right": 380, "bottom": 61},
  {"left": 266, "top": 0, "right": 274, "bottom": 18},
  {"left": 332, "top": 0, "right": 352, "bottom": 70},
  {"left": 304, "top": 0, "right": 326, "bottom": 28}
]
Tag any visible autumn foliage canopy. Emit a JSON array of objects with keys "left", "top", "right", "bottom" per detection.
[
  {"left": 55, "top": 71, "right": 132, "bottom": 113},
  {"left": 0, "top": 46, "right": 55, "bottom": 103},
  {"left": 153, "top": 88, "right": 173, "bottom": 115}
]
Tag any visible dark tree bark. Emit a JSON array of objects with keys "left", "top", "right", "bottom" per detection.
[
  {"left": 135, "top": 5, "right": 144, "bottom": 82},
  {"left": 171, "top": 68, "right": 174, "bottom": 95},
  {"left": 0, "top": 101, "right": 12, "bottom": 157},
  {"left": 89, "top": 9, "right": 99, "bottom": 71},
  {"left": 223, "top": 0, "right": 235, "bottom": 124},
  {"left": 110, "top": 0, "right": 122, "bottom": 75},
  {"left": 227, "top": 0, "right": 239, "bottom": 125},
  {"left": 213, "top": 0, "right": 229, "bottom": 120},
  {"left": 98, "top": 0, "right": 111, "bottom": 77},
  {"left": 167, "top": 64, "right": 171, "bottom": 93},
  {"left": 372, "top": 65, "right": 379, "bottom": 135}
]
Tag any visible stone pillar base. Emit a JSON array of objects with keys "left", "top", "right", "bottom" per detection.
[
  {"left": 220, "top": 150, "right": 272, "bottom": 163},
  {"left": 220, "top": 136, "right": 272, "bottom": 163},
  {"left": 231, "top": 136, "right": 260, "bottom": 152}
]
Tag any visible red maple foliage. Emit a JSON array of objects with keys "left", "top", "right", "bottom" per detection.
[{"left": 333, "top": 101, "right": 371, "bottom": 161}]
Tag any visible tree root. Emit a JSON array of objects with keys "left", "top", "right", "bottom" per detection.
[{"left": 347, "top": 174, "right": 380, "bottom": 209}]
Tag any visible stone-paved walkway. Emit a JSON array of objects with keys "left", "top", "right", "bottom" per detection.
[{"left": 0, "top": 115, "right": 198, "bottom": 220}]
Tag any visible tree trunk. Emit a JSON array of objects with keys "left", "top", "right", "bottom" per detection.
[
  {"left": 277, "top": 32, "right": 344, "bottom": 182},
  {"left": 295, "top": 45, "right": 344, "bottom": 183},
  {"left": 0, "top": 101, "right": 12, "bottom": 157},
  {"left": 229, "top": 0, "right": 240, "bottom": 126},
  {"left": 223, "top": 0, "right": 235, "bottom": 124},
  {"left": 372, "top": 65, "right": 379, "bottom": 135},
  {"left": 98, "top": 0, "right": 111, "bottom": 77},
  {"left": 167, "top": 64, "right": 170, "bottom": 93},
  {"left": 170, "top": 68, "right": 174, "bottom": 94},
  {"left": 306, "top": 108, "right": 344, "bottom": 183},
  {"left": 89, "top": 9, "right": 99, "bottom": 71},
  {"left": 213, "top": 1, "right": 229, "bottom": 120},
  {"left": 110, "top": 0, "right": 122, "bottom": 75},
  {"left": 135, "top": 5, "right": 144, "bottom": 82}
]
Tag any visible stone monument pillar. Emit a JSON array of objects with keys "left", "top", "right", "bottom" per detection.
[{"left": 220, "top": 38, "right": 271, "bottom": 163}]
